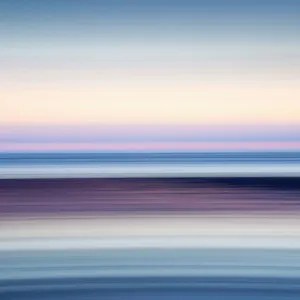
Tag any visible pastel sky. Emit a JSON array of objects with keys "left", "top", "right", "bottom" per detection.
[{"left": 0, "top": 0, "right": 299, "bottom": 151}]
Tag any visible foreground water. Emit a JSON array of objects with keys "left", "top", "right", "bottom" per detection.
[{"left": 1, "top": 247, "right": 300, "bottom": 299}]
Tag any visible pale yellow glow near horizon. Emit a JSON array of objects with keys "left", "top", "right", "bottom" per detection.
[{"left": 1, "top": 80, "right": 299, "bottom": 125}]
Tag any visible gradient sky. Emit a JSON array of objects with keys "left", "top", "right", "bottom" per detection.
[{"left": 0, "top": 0, "right": 299, "bottom": 151}]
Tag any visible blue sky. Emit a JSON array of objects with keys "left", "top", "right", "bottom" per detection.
[{"left": 0, "top": 0, "right": 299, "bottom": 151}]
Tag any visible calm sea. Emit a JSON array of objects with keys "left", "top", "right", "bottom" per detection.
[{"left": 1, "top": 151, "right": 300, "bottom": 178}]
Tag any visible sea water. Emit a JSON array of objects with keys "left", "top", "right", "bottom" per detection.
[{"left": 1, "top": 151, "right": 300, "bottom": 178}]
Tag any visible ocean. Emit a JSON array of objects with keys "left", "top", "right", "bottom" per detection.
[
  {"left": 1, "top": 151, "right": 300, "bottom": 299},
  {"left": 1, "top": 151, "right": 300, "bottom": 178}
]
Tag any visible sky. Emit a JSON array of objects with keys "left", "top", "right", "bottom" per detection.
[{"left": 0, "top": 0, "right": 299, "bottom": 151}]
